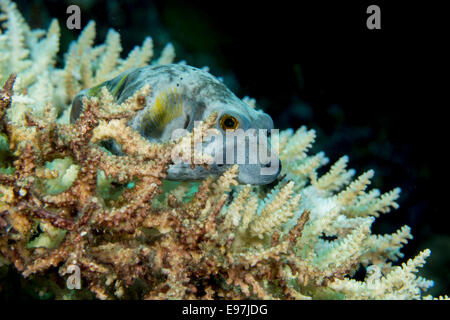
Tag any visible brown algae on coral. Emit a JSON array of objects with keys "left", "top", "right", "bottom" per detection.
[{"left": 0, "top": 0, "right": 447, "bottom": 300}]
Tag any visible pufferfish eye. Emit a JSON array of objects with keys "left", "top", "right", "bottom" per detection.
[{"left": 220, "top": 115, "right": 239, "bottom": 131}]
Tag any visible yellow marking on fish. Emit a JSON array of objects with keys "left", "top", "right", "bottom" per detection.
[{"left": 143, "top": 87, "right": 183, "bottom": 130}]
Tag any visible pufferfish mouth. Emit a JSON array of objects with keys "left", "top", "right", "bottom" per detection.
[{"left": 166, "top": 160, "right": 282, "bottom": 185}]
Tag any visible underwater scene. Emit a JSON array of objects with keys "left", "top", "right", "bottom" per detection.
[{"left": 0, "top": 0, "right": 448, "bottom": 301}]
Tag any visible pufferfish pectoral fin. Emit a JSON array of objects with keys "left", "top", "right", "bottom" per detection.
[
  {"left": 141, "top": 87, "right": 184, "bottom": 135},
  {"left": 69, "top": 70, "right": 134, "bottom": 123}
]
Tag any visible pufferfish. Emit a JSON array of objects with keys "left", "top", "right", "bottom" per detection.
[{"left": 70, "top": 64, "right": 281, "bottom": 184}]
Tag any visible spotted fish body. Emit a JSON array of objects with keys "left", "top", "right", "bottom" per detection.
[{"left": 71, "top": 64, "right": 281, "bottom": 184}]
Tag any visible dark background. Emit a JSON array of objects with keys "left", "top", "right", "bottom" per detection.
[{"left": 5, "top": 0, "right": 448, "bottom": 297}]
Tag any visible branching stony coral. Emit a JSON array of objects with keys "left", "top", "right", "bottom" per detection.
[{"left": 0, "top": 0, "right": 447, "bottom": 300}]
